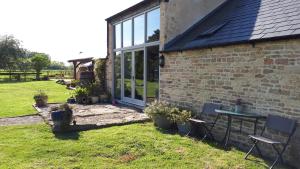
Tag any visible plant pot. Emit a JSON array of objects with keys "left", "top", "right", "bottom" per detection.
[
  {"left": 177, "top": 122, "right": 191, "bottom": 135},
  {"left": 76, "top": 96, "right": 88, "bottom": 104},
  {"left": 90, "top": 96, "right": 99, "bottom": 104},
  {"left": 51, "top": 111, "right": 73, "bottom": 129},
  {"left": 100, "top": 94, "right": 109, "bottom": 103},
  {"left": 153, "top": 115, "right": 174, "bottom": 130},
  {"left": 35, "top": 99, "right": 47, "bottom": 107},
  {"left": 67, "top": 98, "right": 76, "bottom": 104}
]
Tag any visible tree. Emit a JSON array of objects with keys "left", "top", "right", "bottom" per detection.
[
  {"left": 17, "top": 58, "right": 32, "bottom": 81},
  {"left": 0, "top": 35, "right": 24, "bottom": 70},
  {"left": 31, "top": 53, "right": 50, "bottom": 80},
  {"left": 48, "top": 61, "right": 66, "bottom": 70}
]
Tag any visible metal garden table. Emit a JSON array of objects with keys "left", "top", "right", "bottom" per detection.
[{"left": 215, "top": 109, "right": 267, "bottom": 148}]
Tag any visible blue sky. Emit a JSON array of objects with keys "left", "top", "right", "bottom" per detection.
[{"left": 0, "top": 0, "right": 142, "bottom": 65}]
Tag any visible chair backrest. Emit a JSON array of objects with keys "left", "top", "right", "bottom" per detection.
[
  {"left": 266, "top": 115, "right": 297, "bottom": 135},
  {"left": 201, "top": 103, "right": 222, "bottom": 115}
]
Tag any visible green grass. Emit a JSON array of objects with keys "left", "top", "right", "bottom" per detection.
[
  {"left": 0, "top": 123, "right": 276, "bottom": 169},
  {"left": 0, "top": 81, "right": 71, "bottom": 118}
]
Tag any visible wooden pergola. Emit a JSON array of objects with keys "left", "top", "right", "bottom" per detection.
[{"left": 68, "top": 57, "right": 94, "bottom": 80}]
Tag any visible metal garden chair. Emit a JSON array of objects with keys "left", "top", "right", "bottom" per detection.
[
  {"left": 245, "top": 115, "right": 297, "bottom": 169},
  {"left": 189, "top": 103, "right": 222, "bottom": 141}
]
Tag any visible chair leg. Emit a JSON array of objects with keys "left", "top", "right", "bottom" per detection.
[
  {"left": 245, "top": 144, "right": 255, "bottom": 159},
  {"left": 272, "top": 145, "right": 284, "bottom": 164},
  {"left": 270, "top": 155, "right": 280, "bottom": 169},
  {"left": 245, "top": 140, "right": 257, "bottom": 159},
  {"left": 201, "top": 125, "right": 215, "bottom": 141},
  {"left": 245, "top": 139, "right": 263, "bottom": 159}
]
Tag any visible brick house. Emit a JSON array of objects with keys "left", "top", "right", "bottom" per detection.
[{"left": 105, "top": 0, "right": 300, "bottom": 167}]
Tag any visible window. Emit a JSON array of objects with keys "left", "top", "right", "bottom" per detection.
[
  {"left": 134, "top": 15, "right": 145, "bottom": 45},
  {"left": 147, "top": 8, "right": 160, "bottom": 43},
  {"left": 114, "top": 52, "right": 122, "bottom": 99},
  {"left": 114, "top": 24, "right": 121, "bottom": 49},
  {"left": 123, "top": 20, "right": 132, "bottom": 47},
  {"left": 146, "top": 45, "right": 159, "bottom": 103}
]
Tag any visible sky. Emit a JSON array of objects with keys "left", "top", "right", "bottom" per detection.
[{"left": 0, "top": 0, "right": 142, "bottom": 65}]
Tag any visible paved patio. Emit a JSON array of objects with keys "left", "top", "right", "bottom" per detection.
[{"left": 35, "top": 103, "right": 150, "bottom": 132}]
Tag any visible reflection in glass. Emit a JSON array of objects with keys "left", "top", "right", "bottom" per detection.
[
  {"left": 115, "top": 24, "right": 121, "bottom": 49},
  {"left": 146, "top": 46, "right": 159, "bottom": 102},
  {"left": 123, "top": 20, "right": 132, "bottom": 47},
  {"left": 134, "top": 15, "right": 145, "bottom": 46},
  {"left": 124, "top": 52, "right": 132, "bottom": 98},
  {"left": 147, "top": 8, "right": 160, "bottom": 43},
  {"left": 114, "top": 52, "right": 121, "bottom": 99},
  {"left": 134, "top": 50, "right": 144, "bottom": 101}
]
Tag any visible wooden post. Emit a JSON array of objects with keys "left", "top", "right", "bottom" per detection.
[{"left": 73, "top": 61, "right": 77, "bottom": 80}]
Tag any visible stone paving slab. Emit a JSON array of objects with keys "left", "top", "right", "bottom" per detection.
[
  {"left": 35, "top": 103, "right": 150, "bottom": 132},
  {"left": 0, "top": 115, "right": 44, "bottom": 126}
]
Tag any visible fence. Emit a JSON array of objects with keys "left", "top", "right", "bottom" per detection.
[{"left": 0, "top": 70, "right": 73, "bottom": 82}]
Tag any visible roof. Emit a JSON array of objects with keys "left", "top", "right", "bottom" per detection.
[
  {"left": 163, "top": 0, "right": 300, "bottom": 52},
  {"left": 68, "top": 57, "right": 94, "bottom": 63},
  {"left": 106, "top": 0, "right": 153, "bottom": 22}
]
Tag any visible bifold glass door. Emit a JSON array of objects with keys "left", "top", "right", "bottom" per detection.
[{"left": 123, "top": 49, "right": 145, "bottom": 106}]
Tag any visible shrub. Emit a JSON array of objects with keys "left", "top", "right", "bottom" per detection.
[
  {"left": 174, "top": 110, "right": 192, "bottom": 123},
  {"left": 73, "top": 87, "right": 88, "bottom": 98},
  {"left": 144, "top": 101, "right": 177, "bottom": 122},
  {"left": 70, "top": 80, "right": 80, "bottom": 87}
]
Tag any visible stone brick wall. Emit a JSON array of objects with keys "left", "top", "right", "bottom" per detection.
[{"left": 160, "top": 39, "right": 300, "bottom": 168}]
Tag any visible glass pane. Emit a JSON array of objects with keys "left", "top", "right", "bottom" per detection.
[
  {"left": 134, "top": 50, "right": 144, "bottom": 101},
  {"left": 147, "top": 8, "right": 160, "bottom": 43},
  {"left": 123, "top": 20, "right": 132, "bottom": 47},
  {"left": 134, "top": 15, "right": 145, "bottom": 46},
  {"left": 114, "top": 52, "right": 121, "bottom": 99},
  {"left": 114, "top": 24, "right": 121, "bottom": 49},
  {"left": 146, "top": 46, "right": 159, "bottom": 103},
  {"left": 124, "top": 52, "right": 132, "bottom": 98}
]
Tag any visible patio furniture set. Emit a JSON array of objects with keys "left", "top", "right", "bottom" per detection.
[{"left": 189, "top": 103, "right": 297, "bottom": 169}]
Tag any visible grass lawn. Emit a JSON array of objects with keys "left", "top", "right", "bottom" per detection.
[
  {"left": 0, "top": 81, "right": 71, "bottom": 118},
  {"left": 0, "top": 123, "right": 276, "bottom": 169}
]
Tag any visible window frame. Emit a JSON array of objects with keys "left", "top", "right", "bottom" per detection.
[{"left": 113, "top": 6, "right": 160, "bottom": 52}]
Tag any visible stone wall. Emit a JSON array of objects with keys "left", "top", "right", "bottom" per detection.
[
  {"left": 160, "top": 0, "right": 225, "bottom": 46},
  {"left": 160, "top": 39, "right": 300, "bottom": 168}
]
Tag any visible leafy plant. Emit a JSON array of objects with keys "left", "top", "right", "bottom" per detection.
[
  {"left": 51, "top": 103, "right": 73, "bottom": 112},
  {"left": 174, "top": 110, "right": 192, "bottom": 123},
  {"left": 33, "top": 90, "right": 48, "bottom": 102},
  {"left": 73, "top": 87, "right": 88, "bottom": 98},
  {"left": 70, "top": 80, "right": 80, "bottom": 87},
  {"left": 87, "top": 83, "right": 101, "bottom": 96},
  {"left": 33, "top": 90, "right": 48, "bottom": 107},
  {"left": 144, "top": 101, "right": 177, "bottom": 122}
]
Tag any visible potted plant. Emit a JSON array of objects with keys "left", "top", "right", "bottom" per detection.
[
  {"left": 144, "top": 101, "right": 175, "bottom": 130},
  {"left": 51, "top": 103, "right": 73, "bottom": 131},
  {"left": 174, "top": 110, "right": 192, "bottom": 135},
  {"left": 74, "top": 87, "right": 88, "bottom": 104},
  {"left": 87, "top": 83, "right": 101, "bottom": 104},
  {"left": 33, "top": 90, "right": 48, "bottom": 107}
]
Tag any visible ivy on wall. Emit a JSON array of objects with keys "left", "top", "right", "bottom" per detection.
[{"left": 94, "top": 58, "right": 107, "bottom": 92}]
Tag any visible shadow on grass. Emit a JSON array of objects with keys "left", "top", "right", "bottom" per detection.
[
  {"left": 54, "top": 131, "right": 80, "bottom": 140},
  {"left": 154, "top": 125, "right": 292, "bottom": 169}
]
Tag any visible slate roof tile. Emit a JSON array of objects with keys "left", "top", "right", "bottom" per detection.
[{"left": 164, "top": 0, "right": 300, "bottom": 52}]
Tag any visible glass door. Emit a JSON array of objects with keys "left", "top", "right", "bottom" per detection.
[{"left": 122, "top": 49, "right": 145, "bottom": 106}]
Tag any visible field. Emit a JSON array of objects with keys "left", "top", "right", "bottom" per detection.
[
  {"left": 0, "top": 70, "right": 73, "bottom": 82},
  {"left": 0, "top": 123, "right": 275, "bottom": 169},
  {"left": 0, "top": 81, "right": 71, "bottom": 118}
]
